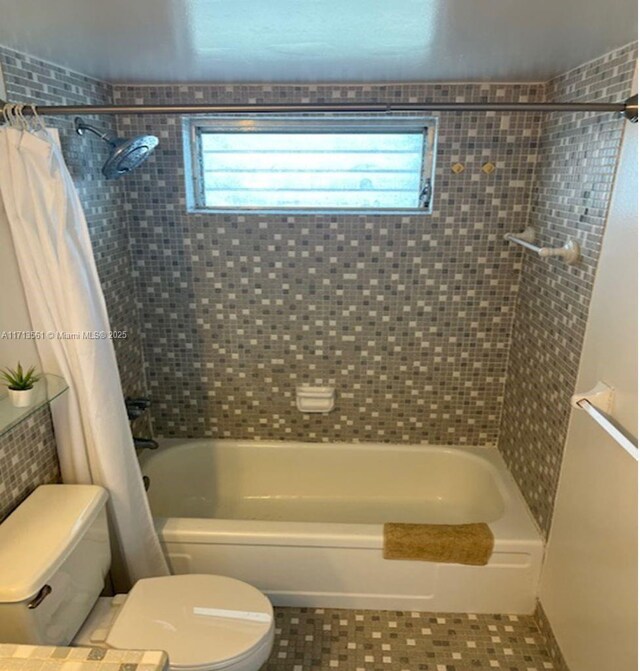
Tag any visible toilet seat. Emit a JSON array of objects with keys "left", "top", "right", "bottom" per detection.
[{"left": 106, "top": 575, "right": 274, "bottom": 671}]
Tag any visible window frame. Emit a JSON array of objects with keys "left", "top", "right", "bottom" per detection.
[{"left": 183, "top": 115, "right": 438, "bottom": 215}]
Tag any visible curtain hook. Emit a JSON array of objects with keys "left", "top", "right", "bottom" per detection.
[
  {"left": 16, "top": 104, "right": 28, "bottom": 131},
  {"left": 11, "top": 104, "right": 22, "bottom": 129},
  {"left": 23, "top": 104, "right": 34, "bottom": 132},
  {"left": 6, "top": 103, "right": 19, "bottom": 128},
  {"left": 1, "top": 103, "right": 11, "bottom": 126},
  {"left": 16, "top": 103, "right": 31, "bottom": 131},
  {"left": 2, "top": 103, "right": 13, "bottom": 126},
  {"left": 29, "top": 103, "right": 46, "bottom": 132}
]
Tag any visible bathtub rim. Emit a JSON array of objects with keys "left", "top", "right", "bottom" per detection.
[{"left": 141, "top": 439, "right": 542, "bottom": 551}]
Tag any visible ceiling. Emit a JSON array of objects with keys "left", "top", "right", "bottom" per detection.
[{"left": 0, "top": 0, "right": 636, "bottom": 84}]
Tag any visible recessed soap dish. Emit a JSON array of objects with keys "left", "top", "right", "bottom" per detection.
[{"left": 296, "top": 385, "right": 335, "bottom": 413}]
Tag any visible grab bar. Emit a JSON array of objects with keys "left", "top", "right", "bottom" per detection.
[
  {"left": 571, "top": 382, "right": 638, "bottom": 461},
  {"left": 504, "top": 227, "right": 580, "bottom": 265}
]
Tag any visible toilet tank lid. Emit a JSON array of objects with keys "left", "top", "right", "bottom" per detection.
[{"left": 0, "top": 485, "right": 109, "bottom": 603}]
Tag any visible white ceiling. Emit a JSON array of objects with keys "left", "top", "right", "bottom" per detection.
[{"left": 0, "top": 0, "right": 636, "bottom": 84}]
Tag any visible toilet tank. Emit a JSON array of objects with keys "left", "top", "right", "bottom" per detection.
[{"left": 0, "top": 485, "right": 110, "bottom": 645}]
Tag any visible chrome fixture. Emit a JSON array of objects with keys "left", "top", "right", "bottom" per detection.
[
  {"left": 125, "top": 396, "right": 151, "bottom": 420},
  {"left": 74, "top": 117, "right": 158, "bottom": 179},
  {"left": 0, "top": 95, "right": 637, "bottom": 123},
  {"left": 571, "top": 382, "right": 637, "bottom": 460},
  {"left": 134, "top": 437, "right": 159, "bottom": 450},
  {"left": 504, "top": 227, "right": 580, "bottom": 265},
  {"left": 126, "top": 404, "right": 145, "bottom": 421}
]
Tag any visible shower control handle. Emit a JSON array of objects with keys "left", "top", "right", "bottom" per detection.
[
  {"left": 127, "top": 397, "right": 151, "bottom": 409},
  {"left": 126, "top": 405, "right": 144, "bottom": 420},
  {"left": 134, "top": 437, "right": 159, "bottom": 450},
  {"left": 125, "top": 397, "right": 151, "bottom": 420}
]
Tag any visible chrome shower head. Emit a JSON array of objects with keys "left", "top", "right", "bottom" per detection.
[
  {"left": 74, "top": 117, "right": 159, "bottom": 180},
  {"left": 101, "top": 134, "right": 159, "bottom": 180}
]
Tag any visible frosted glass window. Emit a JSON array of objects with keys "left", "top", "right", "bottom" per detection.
[{"left": 185, "top": 117, "right": 437, "bottom": 213}]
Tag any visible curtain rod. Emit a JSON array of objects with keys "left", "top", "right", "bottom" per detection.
[{"left": 2, "top": 95, "right": 638, "bottom": 122}]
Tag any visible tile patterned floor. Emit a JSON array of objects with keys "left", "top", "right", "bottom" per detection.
[{"left": 263, "top": 608, "right": 556, "bottom": 671}]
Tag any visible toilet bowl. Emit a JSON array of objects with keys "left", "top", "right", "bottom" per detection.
[
  {"left": 76, "top": 575, "right": 275, "bottom": 671},
  {"left": 0, "top": 485, "right": 274, "bottom": 671}
]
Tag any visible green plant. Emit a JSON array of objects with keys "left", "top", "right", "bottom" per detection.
[{"left": 1, "top": 363, "right": 41, "bottom": 391}]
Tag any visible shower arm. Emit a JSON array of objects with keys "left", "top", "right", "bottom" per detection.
[
  {"left": 1, "top": 95, "right": 638, "bottom": 123},
  {"left": 74, "top": 117, "right": 119, "bottom": 146}
]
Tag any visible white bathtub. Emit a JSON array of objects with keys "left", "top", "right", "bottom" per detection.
[{"left": 140, "top": 440, "right": 543, "bottom": 613}]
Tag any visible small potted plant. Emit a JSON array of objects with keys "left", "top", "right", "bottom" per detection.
[{"left": 1, "top": 363, "right": 41, "bottom": 408}]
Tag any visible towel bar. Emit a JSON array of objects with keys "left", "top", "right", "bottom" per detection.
[
  {"left": 571, "top": 382, "right": 638, "bottom": 460},
  {"left": 504, "top": 227, "right": 580, "bottom": 265}
]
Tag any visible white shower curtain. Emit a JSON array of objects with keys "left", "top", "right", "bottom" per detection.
[{"left": 0, "top": 124, "right": 168, "bottom": 584}]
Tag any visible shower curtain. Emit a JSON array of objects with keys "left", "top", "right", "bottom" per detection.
[{"left": 0, "top": 122, "right": 169, "bottom": 584}]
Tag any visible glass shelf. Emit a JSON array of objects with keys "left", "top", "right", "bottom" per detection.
[{"left": 0, "top": 374, "right": 68, "bottom": 439}]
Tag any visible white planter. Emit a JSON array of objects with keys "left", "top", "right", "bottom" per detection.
[{"left": 8, "top": 386, "right": 36, "bottom": 408}]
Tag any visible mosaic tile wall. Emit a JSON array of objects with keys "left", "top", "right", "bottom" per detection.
[
  {"left": 0, "top": 406, "right": 60, "bottom": 521},
  {"left": 112, "top": 82, "right": 544, "bottom": 441},
  {"left": 497, "top": 42, "right": 638, "bottom": 535},
  {"left": 2, "top": 39, "right": 635, "bottom": 544},
  {"left": 0, "top": 45, "right": 150, "bottom": 431},
  {"left": 534, "top": 602, "right": 570, "bottom": 671}
]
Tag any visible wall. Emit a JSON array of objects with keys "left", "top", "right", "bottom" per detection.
[
  {"left": 0, "top": 60, "right": 58, "bottom": 521},
  {"left": 0, "top": 41, "right": 636, "bottom": 555},
  {"left": 0, "top": 407, "right": 60, "bottom": 521},
  {"left": 538, "top": 68, "right": 638, "bottom": 671},
  {"left": 0, "top": 45, "right": 148, "bottom": 411},
  {"left": 0, "top": 45, "right": 150, "bottom": 518},
  {"left": 113, "top": 82, "right": 544, "bottom": 441},
  {"left": 0, "top": 61, "right": 41, "bottom": 374},
  {"left": 497, "top": 43, "right": 637, "bottom": 534}
]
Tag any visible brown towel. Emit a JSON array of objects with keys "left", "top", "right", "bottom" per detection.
[{"left": 383, "top": 522, "right": 494, "bottom": 566}]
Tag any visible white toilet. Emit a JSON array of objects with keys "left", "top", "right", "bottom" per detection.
[{"left": 0, "top": 485, "right": 274, "bottom": 671}]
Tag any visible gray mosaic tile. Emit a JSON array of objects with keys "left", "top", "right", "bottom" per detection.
[
  {"left": 112, "top": 81, "right": 545, "bottom": 444},
  {"left": 0, "top": 406, "right": 60, "bottom": 521},
  {"left": 497, "top": 41, "right": 638, "bottom": 535},
  {"left": 263, "top": 607, "right": 557, "bottom": 670},
  {"left": 534, "top": 603, "right": 569, "bottom": 671}
]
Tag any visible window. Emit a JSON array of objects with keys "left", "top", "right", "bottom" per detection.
[{"left": 184, "top": 117, "right": 437, "bottom": 213}]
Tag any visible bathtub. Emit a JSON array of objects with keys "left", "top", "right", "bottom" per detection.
[{"left": 140, "top": 440, "right": 543, "bottom": 613}]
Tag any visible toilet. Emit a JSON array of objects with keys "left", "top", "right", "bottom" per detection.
[{"left": 0, "top": 485, "right": 274, "bottom": 671}]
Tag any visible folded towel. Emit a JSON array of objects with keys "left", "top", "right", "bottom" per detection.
[{"left": 383, "top": 522, "right": 494, "bottom": 566}]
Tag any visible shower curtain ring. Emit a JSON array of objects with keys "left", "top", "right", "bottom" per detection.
[
  {"left": 7, "top": 104, "right": 21, "bottom": 129},
  {"left": 16, "top": 104, "right": 28, "bottom": 130},
  {"left": 8, "top": 104, "right": 19, "bottom": 128},
  {"left": 2, "top": 103, "right": 14, "bottom": 127},
  {"left": 21, "top": 105, "right": 32, "bottom": 131},
  {"left": 29, "top": 104, "right": 46, "bottom": 132}
]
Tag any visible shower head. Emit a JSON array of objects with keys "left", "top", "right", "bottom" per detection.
[
  {"left": 74, "top": 117, "right": 159, "bottom": 180},
  {"left": 101, "top": 134, "right": 159, "bottom": 180}
]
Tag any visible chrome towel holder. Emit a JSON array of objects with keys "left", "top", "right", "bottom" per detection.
[
  {"left": 504, "top": 226, "right": 580, "bottom": 265},
  {"left": 571, "top": 382, "right": 638, "bottom": 460}
]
